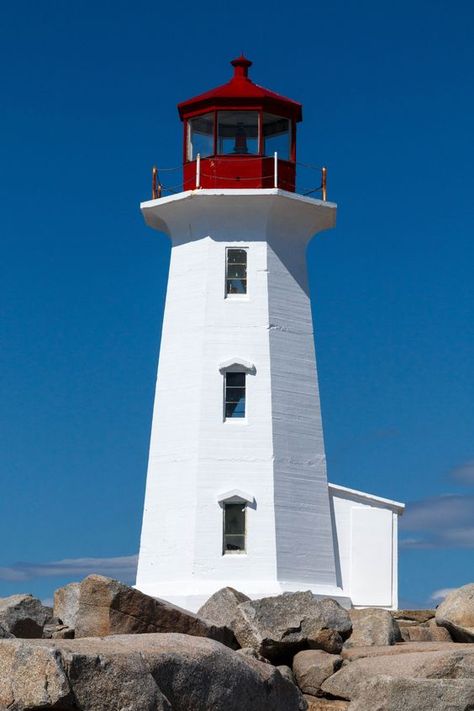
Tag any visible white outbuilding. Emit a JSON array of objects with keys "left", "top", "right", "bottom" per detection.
[{"left": 135, "top": 57, "right": 404, "bottom": 612}]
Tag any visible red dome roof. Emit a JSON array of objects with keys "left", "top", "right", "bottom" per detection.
[{"left": 178, "top": 56, "right": 302, "bottom": 122}]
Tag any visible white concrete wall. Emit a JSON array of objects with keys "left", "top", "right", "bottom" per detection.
[
  {"left": 267, "top": 243, "right": 336, "bottom": 587},
  {"left": 136, "top": 238, "right": 208, "bottom": 586},
  {"left": 136, "top": 190, "right": 343, "bottom": 609},
  {"left": 193, "top": 236, "right": 277, "bottom": 587}
]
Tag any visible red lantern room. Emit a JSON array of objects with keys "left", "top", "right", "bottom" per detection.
[{"left": 178, "top": 56, "right": 302, "bottom": 192}]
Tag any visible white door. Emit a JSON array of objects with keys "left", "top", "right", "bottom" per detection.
[{"left": 350, "top": 507, "right": 393, "bottom": 607}]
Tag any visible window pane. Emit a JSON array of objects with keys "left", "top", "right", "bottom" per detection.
[
  {"left": 224, "top": 534, "right": 245, "bottom": 552},
  {"left": 226, "top": 386, "right": 245, "bottom": 403},
  {"left": 218, "top": 111, "right": 258, "bottom": 155},
  {"left": 226, "top": 372, "right": 245, "bottom": 387},
  {"left": 188, "top": 113, "right": 214, "bottom": 161},
  {"left": 227, "top": 264, "right": 246, "bottom": 279},
  {"left": 263, "top": 113, "right": 290, "bottom": 160},
  {"left": 227, "top": 249, "right": 247, "bottom": 264},
  {"left": 226, "top": 279, "right": 247, "bottom": 294},
  {"left": 225, "top": 401, "right": 245, "bottom": 418},
  {"left": 224, "top": 504, "right": 245, "bottom": 534}
]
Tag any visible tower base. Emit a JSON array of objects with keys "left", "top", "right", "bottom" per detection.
[{"left": 135, "top": 579, "right": 351, "bottom": 613}]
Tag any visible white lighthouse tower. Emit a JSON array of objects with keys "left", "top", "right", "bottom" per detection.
[{"left": 136, "top": 57, "right": 404, "bottom": 611}]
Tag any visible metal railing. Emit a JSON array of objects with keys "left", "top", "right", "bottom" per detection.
[{"left": 151, "top": 153, "right": 328, "bottom": 201}]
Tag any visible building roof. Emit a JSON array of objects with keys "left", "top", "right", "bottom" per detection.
[
  {"left": 328, "top": 482, "right": 405, "bottom": 513},
  {"left": 178, "top": 56, "right": 302, "bottom": 122}
]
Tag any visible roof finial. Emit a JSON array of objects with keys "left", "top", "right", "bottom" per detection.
[{"left": 231, "top": 55, "right": 252, "bottom": 79}]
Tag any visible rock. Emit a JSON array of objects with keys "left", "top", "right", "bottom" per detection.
[
  {"left": 304, "top": 697, "right": 349, "bottom": 710},
  {"left": 310, "top": 627, "right": 345, "bottom": 654},
  {"left": 398, "top": 626, "right": 411, "bottom": 642},
  {"left": 321, "top": 647, "right": 474, "bottom": 700},
  {"left": 277, "top": 664, "right": 296, "bottom": 684},
  {"left": 49, "top": 625, "right": 75, "bottom": 639},
  {"left": 392, "top": 609, "right": 435, "bottom": 624},
  {"left": 0, "top": 639, "right": 73, "bottom": 710},
  {"left": 54, "top": 581, "right": 80, "bottom": 628},
  {"left": 197, "top": 586, "right": 250, "bottom": 627},
  {"left": 293, "top": 649, "right": 342, "bottom": 695},
  {"left": 74, "top": 575, "right": 236, "bottom": 648},
  {"left": 397, "top": 620, "right": 417, "bottom": 641},
  {"left": 43, "top": 622, "right": 62, "bottom": 638},
  {"left": 237, "top": 647, "right": 271, "bottom": 663},
  {"left": 0, "top": 633, "right": 306, "bottom": 711},
  {"left": 232, "top": 592, "right": 352, "bottom": 663},
  {"left": 428, "top": 618, "right": 452, "bottom": 642},
  {"left": 345, "top": 608, "right": 399, "bottom": 647},
  {"left": 397, "top": 619, "right": 452, "bottom": 642},
  {"left": 53, "top": 627, "right": 75, "bottom": 639},
  {"left": 0, "top": 594, "right": 52, "bottom": 638},
  {"left": 0, "top": 621, "right": 14, "bottom": 638},
  {"left": 349, "top": 676, "right": 474, "bottom": 711},
  {"left": 107, "top": 634, "right": 305, "bottom": 711},
  {"left": 64, "top": 646, "right": 171, "bottom": 710},
  {"left": 341, "top": 640, "right": 474, "bottom": 662},
  {"left": 40, "top": 614, "right": 75, "bottom": 639},
  {"left": 403, "top": 625, "right": 433, "bottom": 642},
  {"left": 435, "top": 583, "right": 474, "bottom": 642}
]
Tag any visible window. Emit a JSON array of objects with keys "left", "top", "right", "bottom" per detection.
[
  {"left": 263, "top": 113, "right": 290, "bottom": 160},
  {"left": 223, "top": 502, "right": 246, "bottom": 553},
  {"left": 218, "top": 111, "right": 259, "bottom": 155},
  {"left": 187, "top": 113, "right": 214, "bottom": 161},
  {"left": 226, "top": 248, "right": 247, "bottom": 295},
  {"left": 224, "top": 371, "right": 246, "bottom": 419}
]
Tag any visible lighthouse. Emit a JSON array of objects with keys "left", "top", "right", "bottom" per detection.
[{"left": 136, "top": 57, "right": 404, "bottom": 611}]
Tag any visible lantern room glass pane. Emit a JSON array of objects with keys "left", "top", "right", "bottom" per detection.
[
  {"left": 263, "top": 113, "right": 290, "bottom": 160},
  {"left": 218, "top": 111, "right": 259, "bottom": 155},
  {"left": 187, "top": 113, "right": 214, "bottom": 161}
]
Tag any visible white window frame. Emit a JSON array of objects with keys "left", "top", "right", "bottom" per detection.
[
  {"left": 223, "top": 370, "right": 246, "bottom": 421},
  {"left": 217, "top": 491, "right": 254, "bottom": 557},
  {"left": 225, "top": 247, "right": 248, "bottom": 299},
  {"left": 222, "top": 501, "right": 247, "bottom": 555},
  {"left": 218, "top": 359, "right": 256, "bottom": 424}
]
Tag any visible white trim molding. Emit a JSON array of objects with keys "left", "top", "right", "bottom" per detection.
[
  {"left": 218, "top": 358, "right": 256, "bottom": 375},
  {"left": 217, "top": 489, "right": 255, "bottom": 506},
  {"left": 328, "top": 482, "right": 405, "bottom": 514}
]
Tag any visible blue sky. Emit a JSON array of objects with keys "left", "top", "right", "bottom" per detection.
[{"left": 1, "top": 0, "right": 473, "bottom": 607}]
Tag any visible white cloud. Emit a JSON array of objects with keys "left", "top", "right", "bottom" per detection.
[
  {"left": 449, "top": 460, "right": 474, "bottom": 486},
  {"left": 400, "top": 494, "right": 474, "bottom": 549},
  {"left": 399, "top": 537, "right": 434, "bottom": 549},
  {"left": 430, "top": 588, "right": 455, "bottom": 603},
  {"left": 0, "top": 554, "right": 138, "bottom": 583}
]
